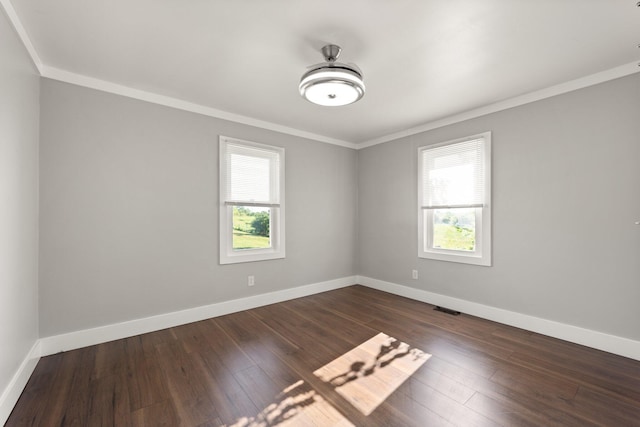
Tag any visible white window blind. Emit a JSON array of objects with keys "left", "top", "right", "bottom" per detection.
[
  {"left": 421, "top": 138, "right": 486, "bottom": 209},
  {"left": 223, "top": 143, "right": 281, "bottom": 207}
]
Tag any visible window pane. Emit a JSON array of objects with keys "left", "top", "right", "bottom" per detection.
[
  {"left": 432, "top": 208, "right": 475, "bottom": 251},
  {"left": 232, "top": 206, "right": 271, "bottom": 250}
]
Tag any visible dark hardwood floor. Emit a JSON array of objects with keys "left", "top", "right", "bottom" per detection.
[{"left": 7, "top": 285, "right": 640, "bottom": 426}]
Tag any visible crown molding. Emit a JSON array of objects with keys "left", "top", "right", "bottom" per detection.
[
  {"left": 357, "top": 62, "right": 640, "bottom": 149},
  {"left": 41, "top": 66, "right": 358, "bottom": 149},
  {"left": 43, "top": 61, "right": 640, "bottom": 151},
  {"left": 3, "top": 0, "right": 638, "bottom": 151},
  {"left": 0, "top": 0, "right": 43, "bottom": 74},
  {"left": 52, "top": 61, "right": 638, "bottom": 151},
  {"left": 1, "top": 0, "right": 356, "bottom": 149}
]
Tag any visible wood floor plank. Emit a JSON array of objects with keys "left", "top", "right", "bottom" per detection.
[
  {"left": 465, "top": 391, "right": 553, "bottom": 427},
  {"left": 233, "top": 365, "right": 284, "bottom": 412},
  {"left": 7, "top": 285, "right": 640, "bottom": 426},
  {"left": 213, "top": 311, "right": 303, "bottom": 371},
  {"left": 570, "top": 386, "right": 640, "bottom": 426},
  {"left": 367, "top": 317, "right": 502, "bottom": 379},
  {"left": 307, "top": 289, "right": 381, "bottom": 325},
  {"left": 279, "top": 296, "right": 379, "bottom": 346},
  {"left": 155, "top": 341, "right": 210, "bottom": 404},
  {"left": 94, "top": 339, "right": 127, "bottom": 380},
  {"left": 379, "top": 388, "right": 454, "bottom": 427},
  {"left": 421, "top": 355, "right": 491, "bottom": 390},
  {"left": 223, "top": 308, "right": 415, "bottom": 426},
  {"left": 130, "top": 400, "right": 180, "bottom": 427},
  {"left": 192, "top": 319, "right": 255, "bottom": 373},
  {"left": 488, "top": 362, "right": 579, "bottom": 402},
  {"left": 402, "top": 380, "right": 499, "bottom": 427},
  {"left": 410, "top": 362, "right": 477, "bottom": 404},
  {"left": 508, "top": 350, "right": 640, "bottom": 405},
  {"left": 470, "top": 373, "right": 601, "bottom": 427},
  {"left": 191, "top": 350, "right": 260, "bottom": 426},
  {"left": 123, "top": 335, "right": 170, "bottom": 412},
  {"left": 3, "top": 354, "right": 63, "bottom": 426},
  {"left": 513, "top": 330, "right": 640, "bottom": 380},
  {"left": 250, "top": 303, "right": 357, "bottom": 363},
  {"left": 171, "top": 395, "right": 220, "bottom": 427},
  {"left": 86, "top": 372, "right": 132, "bottom": 427},
  {"left": 231, "top": 365, "right": 357, "bottom": 427},
  {"left": 38, "top": 348, "right": 93, "bottom": 426}
]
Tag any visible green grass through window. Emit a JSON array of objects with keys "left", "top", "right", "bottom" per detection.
[{"left": 232, "top": 207, "right": 271, "bottom": 250}]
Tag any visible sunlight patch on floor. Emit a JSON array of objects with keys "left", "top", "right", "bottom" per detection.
[
  {"left": 314, "top": 332, "right": 431, "bottom": 416},
  {"left": 227, "top": 380, "right": 354, "bottom": 427}
]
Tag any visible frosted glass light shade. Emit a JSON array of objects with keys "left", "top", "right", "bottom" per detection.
[{"left": 299, "top": 66, "right": 365, "bottom": 106}]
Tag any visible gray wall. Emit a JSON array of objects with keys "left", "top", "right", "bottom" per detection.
[
  {"left": 34, "top": 58, "right": 640, "bottom": 344},
  {"left": 358, "top": 73, "right": 640, "bottom": 341},
  {"left": 39, "top": 79, "right": 357, "bottom": 337},
  {"left": 0, "top": 11, "right": 40, "bottom": 397}
]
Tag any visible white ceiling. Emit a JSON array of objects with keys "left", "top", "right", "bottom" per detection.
[{"left": 6, "top": 0, "right": 640, "bottom": 146}]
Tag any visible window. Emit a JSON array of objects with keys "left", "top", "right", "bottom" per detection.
[
  {"left": 418, "top": 132, "right": 491, "bottom": 266},
  {"left": 219, "top": 136, "right": 285, "bottom": 264}
]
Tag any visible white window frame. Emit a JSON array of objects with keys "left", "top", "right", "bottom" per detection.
[
  {"left": 418, "top": 132, "right": 492, "bottom": 266},
  {"left": 219, "top": 136, "right": 285, "bottom": 264}
]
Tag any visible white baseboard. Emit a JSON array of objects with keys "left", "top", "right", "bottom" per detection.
[
  {"left": 357, "top": 275, "right": 640, "bottom": 361},
  {"left": 0, "top": 340, "right": 41, "bottom": 425},
  {"left": 39, "top": 276, "right": 356, "bottom": 356},
  {"left": 2, "top": 276, "right": 356, "bottom": 424},
  {"left": 5, "top": 273, "right": 638, "bottom": 426}
]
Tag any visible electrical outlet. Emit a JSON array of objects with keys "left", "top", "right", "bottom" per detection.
[
  {"left": 248, "top": 275, "right": 255, "bottom": 286},
  {"left": 412, "top": 270, "right": 418, "bottom": 280}
]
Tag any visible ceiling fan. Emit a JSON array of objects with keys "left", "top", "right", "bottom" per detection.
[{"left": 299, "top": 44, "right": 365, "bottom": 107}]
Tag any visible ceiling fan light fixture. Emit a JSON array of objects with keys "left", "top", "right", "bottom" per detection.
[{"left": 299, "top": 44, "right": 365, "bottom": 107}]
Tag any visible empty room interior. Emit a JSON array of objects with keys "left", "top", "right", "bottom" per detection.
[{"left": 2, "top": 1, "right": 640, "bottom": 426}]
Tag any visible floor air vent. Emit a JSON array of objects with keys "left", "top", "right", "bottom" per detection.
[{"left": 434, "top": 306, "right": 461, "bottom": 316}]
